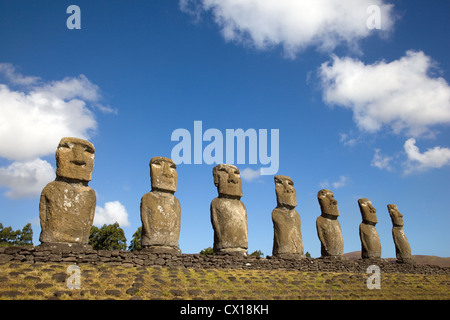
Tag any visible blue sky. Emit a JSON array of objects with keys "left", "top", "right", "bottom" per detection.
[{"left": 0, "top": 0, "right": 449, "bottom": 258}]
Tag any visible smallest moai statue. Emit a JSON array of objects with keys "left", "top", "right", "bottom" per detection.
[
  {"left": 316, "top": 189, "right": 344, "bottom": 259},
  {"left": 140, "top": 157, "right": 181, "bottom": 254},
  {"left": 210, "top": 164, "right": 248, "bottom": 255},
  {"left": 358, "top": 198, "right": 382, "bottom": 259},
  {"left": 272, "top": 175, "right": 304, "bottom": 259},
  {"left": 387, "top": 204, "right": 412, "bottom": 263}
]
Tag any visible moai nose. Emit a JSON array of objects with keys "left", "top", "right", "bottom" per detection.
[
  {"left": 284, "top": 181, "right": 294, "bottom": 193},
  {"left": 71, "top": 145, "right": 86, "bottom": 166},
  {"left": 228, "top": 172, "right": 239, "bottom": 184},
  {"left": 162, "top": 162, "right": 173, "bottom": 177}
]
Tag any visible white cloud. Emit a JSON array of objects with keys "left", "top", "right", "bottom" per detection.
[
  {"left": 0, "top": 75, "right": 101, "bottom": 161},
  {"left": 0, "top": 63, "right": 113, "bottom": 199},
  {"left": 371, "top": 148, "right": 393, "bottom": 171},
  {"left": 240, "top": 167, "right": 262, "bottom": 182},
  {"left": 94, "top": 201, "right": 130, "bottom": 227},
  {"left": 0, "top": 158, "right": 55, "bottom": 199},
  {"left": 403, "top": 138, "right": 450, "bottom": 174},
  {"left": 180, "top": 0, "right": 395, "bottom": 58},
  {"left": 339, "top": 132, "right": 357, "bottom": 147},
  {"left": 332, "top": 175, "right": 348, "bottom": 189},
  {"left": 0, "top": 63, "right": 40, "bottom": 86},
  {"left": 319, "top": 175, "right": 348, "bottom": 189},
  {"left": 319, "top": 51, "right": 450, "bottom": 138}
]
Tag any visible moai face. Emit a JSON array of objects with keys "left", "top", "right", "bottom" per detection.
[
  {"left": 213, "top": 164, "right": 243, "bottom": 198},
  {"left": 317, "top": 189, "right": 339, "bottom": 217},
  {"left": 358, "top": 198, "right": 378, "bottom": 224},
  {"left": 150, "top": 157, "right": 177, "bottom": 193},
  {"left": 274, "top": 175, "right": 297, "bottom": 208},
  {"left": 388, "top": 204, "right": 404, "bottom": 226},
  {"left": 55, "top": 137, "right": 95, "bottom": 182}
]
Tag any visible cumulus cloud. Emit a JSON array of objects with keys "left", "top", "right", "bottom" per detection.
[
  {"left": 0, "top": 72, "right": 100, "bottom": 160},
  {"left": 319, "top": 51, "right": 450, "bottom": 138},
  {"left": 180, "top": 0, "right": 395, "bottom": 57},
  {"left": 0, "top": 159, "right": 55, "bottom": 199},
  {"left": 371, "top": 148, "right": 393, "bottom": 171},
  {"left": 0, "top": 63, "right": 40, "bottom": 86},
  {"left": 403, "top": 138, "right": 450, "bottom": 174},
  {"left": 240, "top": 167, "right": 262, "bottom": 182},
  {"left": 0, "top": 63, "right": 111, "bottom": 198},
  {"left": 94, "top": 201, "right": 130, "bottom": 227}
]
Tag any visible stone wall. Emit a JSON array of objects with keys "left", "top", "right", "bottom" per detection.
[{"left": 1, "top": 246, "right": 448, "bottom": 275}]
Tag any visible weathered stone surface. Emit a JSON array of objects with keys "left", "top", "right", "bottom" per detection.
[
  {"left": 0, "top": 291, "right": 23, "bottom": 298},
  {"left": 52, "top": 272, "right": 67, "bottom": 283},
  {"left": 0, "top": 254, "right": 13, "bottom": 264},
  {"left": 388, "top": 204, "right": 412, "bottom": 263},
  {"left": 0, "top": 246, "right": 448, "bottom": 274},
  {"left": 211, "top": 198, "right": 248, "bottom": 254},
  {"left": 211, "top": 164, "right": 248, "bottom": 255},
  {"left": 358, "top": 198, "right": 381, "bottom": 259},
  {"left": 272, "top": 175, "right": 304, "bottom": 258},
  {"left": 213, "top": 164, "right": 243, "bottom": 198},
  {"left": 39, "top": 137, "right": 96, "bottom": 247},
  {"left": 141, "top": 157, "right": 181, "bottom": 254},
  {"left": 55, "top": 137, "right": 95, "bottom": 182},
  {"left": 316, "top": 189, "right": 344, "bottom": 258}
]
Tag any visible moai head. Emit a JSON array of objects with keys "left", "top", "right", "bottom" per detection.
[
  {"left": 388, "top": 204, "right": 404, "bottom": 227},
  {"left": 56, "top": 137, "right": 95, "bottom": 182},
  {"left": 150, "top": 157, "right": 177, "bottom": 193},
  {"left": 212, "top": 164, "right": 243, "bottom": 198},
  {"left": 317, "top": 189, "right": 339, "bottom": 217},
  {"left": 358, "top": 198, "right": 378, "bottom": 224},
  {"left": 274, "top": 175, "right": 297, "bottom": 208}
]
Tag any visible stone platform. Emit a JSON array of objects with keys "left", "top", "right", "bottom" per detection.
[{"left": 0, "top": 246, "right": 448, "bottom": 275}]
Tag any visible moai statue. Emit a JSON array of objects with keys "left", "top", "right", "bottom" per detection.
[
  {"left": 272, "top": 175, "right": 304, "bottom": 259},
  {"left": 387, "top": 204, "right": 412, "bottom": 263},
  {"left": 39, "top": 137, "right": 96, "bottom": 249},
  {"left": 140, "top": 157, "right": 181, "bottom": 254},
  {"left": 210, "top": 164, "right": 248, "bottom": 255},
  {"left": 316, "top": 189, "right": 344, "bottom": 258},
  {"left": 358, "top": 198, "right": 382, "bottom": 259}
]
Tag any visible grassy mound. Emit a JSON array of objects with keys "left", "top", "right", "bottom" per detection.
[{"left": 0, "top": 262, "right": 448, "bottom": 300}]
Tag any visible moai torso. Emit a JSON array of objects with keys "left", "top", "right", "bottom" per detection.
[
  {"left": 316, "top": 189, "right": 344, "bottom": 258},
  {"left": 39, "top": 137, "right": 96, "bottom": 248},
  {"left": 39, "top": 181, "right": 95, "bottom": 245},
  {"left": 140, "top": 157, "right": 181, "bottom": 254},
  {"left": 272, "top": 175, "right": 303, "bottom": 258},
  {"left": 388, "top": 204, "right": 412, "bottom": 262},
  {"left": 358, "top": 198, "right": 381, "bottom": 259},
  {"left": 210, "top": 164, "right": 248, "bottom": 255}
]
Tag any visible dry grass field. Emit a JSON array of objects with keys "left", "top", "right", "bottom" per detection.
[{"left": 0, "top": 262, "right": 448, "bottom": 300}]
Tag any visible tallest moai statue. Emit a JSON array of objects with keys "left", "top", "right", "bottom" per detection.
[{"left": 39, "top": 137, "right": 96, "bottom": 249}]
